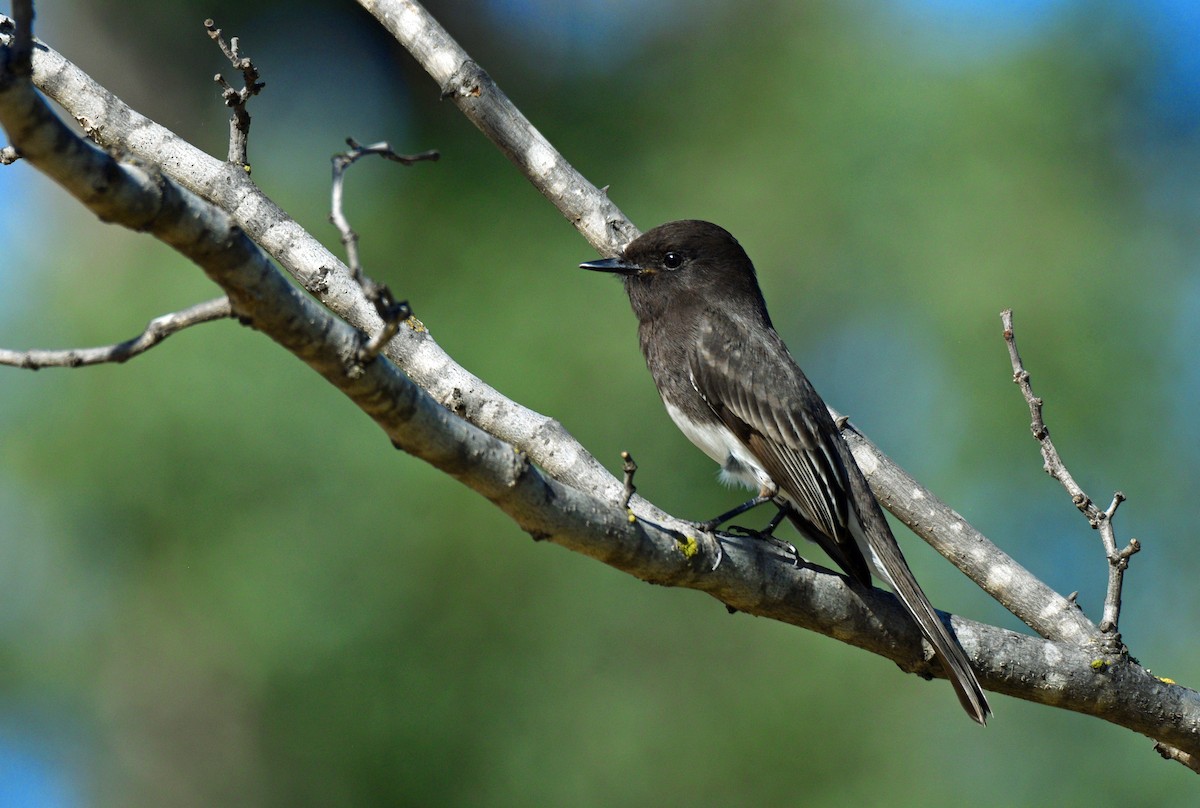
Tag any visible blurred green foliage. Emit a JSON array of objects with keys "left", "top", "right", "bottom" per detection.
[{"left": 2, "top": 1, "right": 1199, "bottom": 805}]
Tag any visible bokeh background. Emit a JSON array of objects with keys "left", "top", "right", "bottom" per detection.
[{"left": 2, "top": 0, "right": 1199, "bottom": 804}]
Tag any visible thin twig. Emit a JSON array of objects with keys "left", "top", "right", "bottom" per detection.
[
  {"left": 329, "top": 138, "right": 438, "bottom": 363},
  {"left": 620, "top": 450, "right": 637, "bottom": 509},
  {"left": 0, "top": 297, "right": 233, "bottom": 369},
  {"left": 1156, "top": 742, "right": 1200, "bottom": 774},
  {"left": 204, "top": 18, "right": 264, "bottom": 171},
  {"left": 1001, "top": 309, "right": 1138, "bottom": 650}
]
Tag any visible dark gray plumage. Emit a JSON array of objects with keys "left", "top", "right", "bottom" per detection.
[{"left": 582, "top": 220, "right": 990, "bottom": 724}]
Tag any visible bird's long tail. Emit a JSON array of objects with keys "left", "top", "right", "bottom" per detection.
[
  {"left": 786, "top": 494, "right": 990, "bottom": 723},
  {"left": 878, "top": 550, "right": 991, "bottom": 724},
  {"left": 844, "top": 461, "right": 991, "bottom": 724}
]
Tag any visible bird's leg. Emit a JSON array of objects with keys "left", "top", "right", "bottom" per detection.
[
  {"left": 698, "top": 485, "right": 800, "bottom": 566},
  {"left": 759, "top": 504, "right": 788, "bottom": 535},
  {"left": 696, "top": 491, "right": 774, "bottom": 531}
]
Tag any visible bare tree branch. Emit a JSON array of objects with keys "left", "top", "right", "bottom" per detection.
[
  {"left": 1002, "top": 309, "right": 1140, "bottom": 651},
  {"left": 357, "top": 0, "right": 638, "bottom": 258},
  {"left": 0, "top": 296, "right": 232, "bottom": 369},
  {"left": 0, "top": 15, "right": 629, "bottom": 516},
  {"left": 0, "top": 3, "right": 694, "bottom": 594},
  {"left": 5, "top": 3, "right": 1200, "bottom": 763}
]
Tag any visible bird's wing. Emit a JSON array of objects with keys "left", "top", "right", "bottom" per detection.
[
  {"left": 687, "top": 314, "right": 871, "bottom": 585},
  {"left": 689, "top": 312, "right": 991, "bottom": 724}
]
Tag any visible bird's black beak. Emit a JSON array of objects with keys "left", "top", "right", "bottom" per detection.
[{"left": 580, "top": 257, "right": 641, "bottom": 275}]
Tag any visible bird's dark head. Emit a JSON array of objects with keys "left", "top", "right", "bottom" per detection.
[{"left": 580, "top": 220, "right": 769, "bottom": 324}]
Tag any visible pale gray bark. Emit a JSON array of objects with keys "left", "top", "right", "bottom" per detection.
[{"left": 2, "top": 3, "right": 1197, "bottom": 765}]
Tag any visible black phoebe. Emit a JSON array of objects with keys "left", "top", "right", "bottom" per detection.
[{"left": 582, "top": 220, "right": 990, "bottom": 724}]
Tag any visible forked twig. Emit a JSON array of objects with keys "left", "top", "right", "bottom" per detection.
[
  {"left": 329, "top": 138, "right": 438, "bottom": 363},
  {"left": 1001, "top": 309, "right": 1139, "bottom": 650},
  {"left": 204, "top": 18, "right": 265, "bottom": 170}
]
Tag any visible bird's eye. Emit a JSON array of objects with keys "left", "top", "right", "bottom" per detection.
[{"left": 663, "top": 251, "right": 684, "bottom": 269}]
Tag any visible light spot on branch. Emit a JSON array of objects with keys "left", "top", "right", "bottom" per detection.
[
  {"left": 985, "top": 564, "right": 1013, "bottom": 590},
  {"left": 527, "top": 141, "right": 556, "bottom": 178},
  {"left": 853, "top": 446, "right": 879, "bottom": 474}
]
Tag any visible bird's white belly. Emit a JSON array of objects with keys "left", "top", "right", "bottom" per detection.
[{"left": 663, "top": 400, "right": 773, "bottom": 492}]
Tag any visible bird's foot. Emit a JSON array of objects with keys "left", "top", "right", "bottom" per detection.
[{"left": 724, "top": 524, "right": 800, "bottom": 567}]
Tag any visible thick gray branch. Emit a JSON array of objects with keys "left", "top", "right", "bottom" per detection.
[
  {"left": 358, "top": 0, "right": 638, "bottom": 257},
  {"left": 4, "top": 7, "right": 1198, "bottom": 760},
  {"left": 0, "top": 14, "right": 669, "bottom": 526},
  {"left": 0, "top": 7, "right": 685, "bottom": 599}
]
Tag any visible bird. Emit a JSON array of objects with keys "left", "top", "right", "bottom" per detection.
[{"left": 581, "top": 219, "right": 990, "bottom": 724}]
